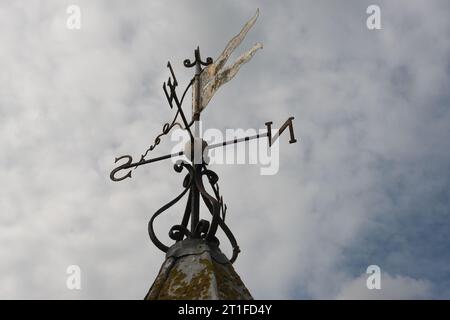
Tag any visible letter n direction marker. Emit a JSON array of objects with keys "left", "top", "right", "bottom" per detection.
[{"left": 110, "top": 11, "right": 297, "bottom": 263}]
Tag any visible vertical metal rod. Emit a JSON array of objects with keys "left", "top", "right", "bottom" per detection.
[
  {"left": 190, "top": 170, "right": 200, "bottom": 232},
  {"left": 190, "top": 47, "right": 202, "bottom": 233}
]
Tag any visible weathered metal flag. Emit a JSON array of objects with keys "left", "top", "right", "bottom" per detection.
[{"left": 192, "top": 9, "right": 263, "bottom": 115}]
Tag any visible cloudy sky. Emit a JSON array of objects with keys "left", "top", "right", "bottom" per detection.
[{"left": 1, "top": 0, "right": 449, "bottom": 299}]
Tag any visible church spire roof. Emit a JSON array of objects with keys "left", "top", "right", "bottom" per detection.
[{"left": 145, "top": 239, "right": 252, "bottom": 300}]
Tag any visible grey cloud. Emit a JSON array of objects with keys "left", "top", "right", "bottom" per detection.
[{"left": 0, "top": 0, "right": 449, "bottom": 299}]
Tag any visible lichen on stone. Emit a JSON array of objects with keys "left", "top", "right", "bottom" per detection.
[{"left": 146, "top": 244, "right": 252, "bottom": 300}]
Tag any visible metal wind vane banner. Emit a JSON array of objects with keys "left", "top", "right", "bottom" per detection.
[
  {"left": 192, "top": 9, "right": 263, "bottom": 114},
  {"left": 110, "top": 9, "right": 297, "bottom": 263}
]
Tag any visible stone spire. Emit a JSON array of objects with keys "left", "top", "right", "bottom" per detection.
[{"left": 145, "top": 239, "right": 252, "bottom": 300}]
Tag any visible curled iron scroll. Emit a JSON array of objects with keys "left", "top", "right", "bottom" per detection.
[
  {"left": 148, "top": 162, "right": 194, "bottom": 252},
  {"left": 198, "top": 166, "right": 240, "bottom": 263},
  {"left": 183, "top": 47, "right": 213, "bottom": 68},
  {"left": 147, "top": 161, "right": 240, "bottom": 263}
]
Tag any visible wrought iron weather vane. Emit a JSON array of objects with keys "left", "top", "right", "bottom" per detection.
[{"left": 110, "top": 9, "right": 297, "bottom": 263}]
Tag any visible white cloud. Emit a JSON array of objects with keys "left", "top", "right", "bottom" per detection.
[{"left": 336, "top": 272, "right": 432, "bottom": 300}]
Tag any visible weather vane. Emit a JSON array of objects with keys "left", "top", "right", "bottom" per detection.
[{"left": 110, "top": 9, "right": 297, "bottom": 263}]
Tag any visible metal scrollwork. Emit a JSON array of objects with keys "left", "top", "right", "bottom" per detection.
[
  {"left": 147, "top": 161, "right": 240, "bottom": 263},
  {"left": 148, "top": 162, "right": 194, "bottom": 252},
  {"left": 183, "top": 46, "right": 213, "bottom": 68},
  {"left": 112, "top": 48, "right": 272, "bottom": 264}
]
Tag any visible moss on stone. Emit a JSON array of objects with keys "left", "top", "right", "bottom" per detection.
[{"left": 146, "top": 247, "right": 252, "bottom": 300}]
